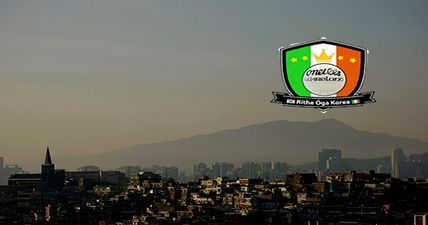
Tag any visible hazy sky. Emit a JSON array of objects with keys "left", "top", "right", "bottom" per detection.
[{"left": 1, "top": 0, "right": 427, "bottom": 165}]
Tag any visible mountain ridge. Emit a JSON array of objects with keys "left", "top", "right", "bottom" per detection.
[{"left": 23, "top": 119, "right": 428, "bottom": 172}]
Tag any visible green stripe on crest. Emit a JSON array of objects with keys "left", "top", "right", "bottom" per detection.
[{"left": 285, "top": 46, "right": 311, "bottom": 96}]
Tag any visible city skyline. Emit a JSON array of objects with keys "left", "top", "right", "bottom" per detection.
[
  {"left": 2, "top": 145, "right": 427, "bottom": 179},
  {"left": 2, "top": 143, "right": 427, "bottom": 183},
  {"left": 1, "top": 145, "right": 427, "bottom": 224},
  {"left": 2, "top": 118, "right": 428, "bottom": 173}
]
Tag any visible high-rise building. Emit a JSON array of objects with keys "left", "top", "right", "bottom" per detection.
[
  {"left": 319, "top": 149, "right": 342, "bottom": 171},
  {"left": 271, "top": 161, "right": 289, "bottom": 180},
  {"left": 220, "top": 162, "right": 234, "bottom": 177},
  {"left": 262, "top": 162, "right": 272, "bottom": 172},
  {"left": 272, "top": 161, "right": 288, "bottom": 173},
  {"left": 241, "top": 162, "right": 261, "bottom": 179},
  {"left": 211, "top": 162, "right": 221, "bottom": 178},
  {"left": 193, "top": 162, "right": 209, "bottom": 179},
  {"left": 391, "top": 147, "right": 406, "bottom": 178}
]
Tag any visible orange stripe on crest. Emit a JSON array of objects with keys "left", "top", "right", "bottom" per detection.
[{"left": 336, "top": 46, "right": 362, "bottom": 96}]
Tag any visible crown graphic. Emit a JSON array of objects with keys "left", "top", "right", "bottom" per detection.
[{"left": 313, "top": 49, "right": 334, "bottom": 62}]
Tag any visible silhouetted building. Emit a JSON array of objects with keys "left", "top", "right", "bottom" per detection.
[
  {"left": 65, "top": 171, "right": 101, "bottom": 182},
  {"left": 101, "top": 171, "right": 127, "bottom": 186},
  {"left": 8, "top": 146, "right": 64, "bottom": 191},
  {"left": 65, "top": 171, "right": 100, "bottom": 190},
  {"left": 54, "top": 169, "right": 65, "bottom": 189},
  {"left": 391, "top": 147, "right": 406, "bottom": 178},
  {"left": 8, "top": 173, "right": 42, "bottom": 187},
  {"left": 41, "top": 146, "right": 56, "bottom": 190}
]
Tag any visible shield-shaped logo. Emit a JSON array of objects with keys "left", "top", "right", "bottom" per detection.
[{"left": 272, "top": 38, "right": 375, "bottom": 112}]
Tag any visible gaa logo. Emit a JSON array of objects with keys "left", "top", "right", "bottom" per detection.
[{"left": 272, "top": 38, "right": 375, "bottom": 112}]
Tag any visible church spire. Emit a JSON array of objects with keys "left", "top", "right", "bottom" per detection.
[{"left": 45, "top": 146, "right": 52, "bottom": 165}]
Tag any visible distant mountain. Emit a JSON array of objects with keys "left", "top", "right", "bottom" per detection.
[{"left": 27, "top": 119, "right": 428, "bottom": 171}]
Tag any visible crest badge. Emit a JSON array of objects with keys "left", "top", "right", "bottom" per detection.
[{"left": 272, "top": 38, "right": 375, "bottom": 112}]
